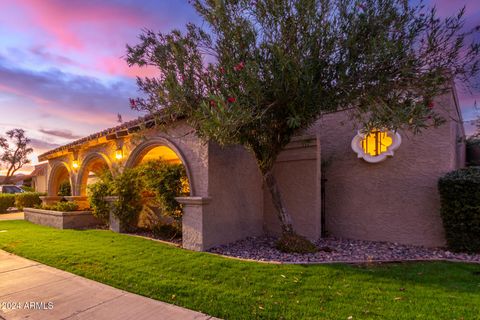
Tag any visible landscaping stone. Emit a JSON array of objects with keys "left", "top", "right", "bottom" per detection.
[{"left": 208, "top": 236, "right": 480, "bottom": 263}]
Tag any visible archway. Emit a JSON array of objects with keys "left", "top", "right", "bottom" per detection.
[
  {"left": 125, "top": 138, "right": 192, "bottom": 238},
  {"left": 76, "top": 153, "right": 112, "bottom": 196},
  {"left": 47, "top": 162, "right": 73, "bottom": 196},
  {"left": 125, "top": 138, "right": 194, "bottom": 196}
]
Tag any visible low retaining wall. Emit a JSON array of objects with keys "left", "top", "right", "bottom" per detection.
[{"left": 24, "top": 208, "right": 101, "bottom": 230}]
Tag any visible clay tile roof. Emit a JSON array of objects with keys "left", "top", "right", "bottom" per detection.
[{"left": 38, "top": 112, "right": 163, "bottom": 161}]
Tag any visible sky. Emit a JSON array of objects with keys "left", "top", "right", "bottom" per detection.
[{"left": 0, "top": 0, "right": 479, "bottom": 174}]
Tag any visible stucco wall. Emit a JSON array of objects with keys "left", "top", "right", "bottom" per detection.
[
  {"left": 202, "top": 143, "right": 264, "bottom": 249},
  {"left": 263, "top": 136, "right": 322, "bottom": 241},
  {"left": 317, "top": 90, "right": 464, "bottom": 247}
]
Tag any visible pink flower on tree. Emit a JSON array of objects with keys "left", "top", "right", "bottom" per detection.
[
  {"left": 129, "top": 98, "right": 136, "bottom": 108},
  {"left": 427, "top": 101, "right": 434, "bottom": 109},
  {"left": 234, "top": 61, "right": 245, "bottom": 71},
  {"left": 227, "top": 97, "right": 236, "bottom": 103}
]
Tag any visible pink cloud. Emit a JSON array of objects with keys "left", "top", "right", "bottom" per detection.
[
  {"left": 12, "top": 0, "right": 150, "bottom": 50},
  {"left": 97, "top": 56, "right": 160, "bottom": 78}
]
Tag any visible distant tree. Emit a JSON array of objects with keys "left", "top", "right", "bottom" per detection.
[
  {"left": 126, "top": 0, "right": 480, "bottom": 249},
  {"left": 0, "top": 129, "right": 33, "bottom": 183}
]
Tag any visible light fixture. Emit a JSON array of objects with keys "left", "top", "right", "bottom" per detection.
[
  {"left": 351, "top": 129, "right": 402, "bottom": 163},
  {"left": 72, "top": 160, "right": 79, "bottom": 170},
  {"left": 115, "top": 147, "right": 123, "bottom": 160}
]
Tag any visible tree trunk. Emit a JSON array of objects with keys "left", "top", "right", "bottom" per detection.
[{"left": 263, "top": 169, "right": 294, "bottom": 234}]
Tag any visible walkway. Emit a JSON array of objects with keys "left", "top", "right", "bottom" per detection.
[
  {"left": 0, "top": 212, "right": 24, "bottom": 221},
  {"left": 0, "top": 250, "right": 216, "bottom": 320}
]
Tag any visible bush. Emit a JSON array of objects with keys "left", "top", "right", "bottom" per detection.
[
  {"left": 438, "top": 167, "right": 480, "bottom": 253},
  {"left": 88, "top": 181, "right": 113, "bottom": 223},
  {"left": 152, "top": 222, "right": 182, "bottom": 239},
  {"left": 137, "top": 159, "right": 189, "bottom": 221},
  {"left": 57, "top": 181, "right": 72, "bottom": 197},
  {"left": 0, "top": 194, "right": 15, "bottom": 213},
  {"left": 38, "top": 201, "right": 79, "bottom": 212},
  {"left": 15, "top": 192, "right": 43, "bottom": 210},
  {"left": 21, "top": 186, "right": 35, "bottom": 192},
  {"left": 111, "top": 168, "right": 143, "bottom": 231},
  {"left": 276, "top": 232, "right": 318, "bottom": 254}
]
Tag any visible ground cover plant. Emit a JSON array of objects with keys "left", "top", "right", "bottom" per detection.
[{"left": 0, "top": 220, "right": 479, "bottom": 319}]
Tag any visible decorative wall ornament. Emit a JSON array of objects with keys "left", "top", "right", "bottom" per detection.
[{"left": 351, "top": 129, "right": 402, "bottom": 163}]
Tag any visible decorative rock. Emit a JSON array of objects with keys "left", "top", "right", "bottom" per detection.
[{"left": 208, "top": 236, "right": 480, "bottom": 264}]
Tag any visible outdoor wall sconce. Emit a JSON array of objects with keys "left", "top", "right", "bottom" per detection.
[
  {"left": 72, "top": 160, "right": 79, "bottom": 170},
  {"left": 351, "top": 129, "right": 401, "bottom": 163},
  {"left": 115, "top": 147, "right": 123, "bottom": 160}
]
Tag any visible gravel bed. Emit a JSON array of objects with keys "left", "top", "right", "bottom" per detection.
[{"left": 208, "top": 236, "right": 480, "bottom": 264}]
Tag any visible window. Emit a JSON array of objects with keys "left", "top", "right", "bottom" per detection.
[{"left": 351, "top": 129, "right": 401, "bottom": 163}]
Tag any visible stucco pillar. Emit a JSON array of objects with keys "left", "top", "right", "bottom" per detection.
[{"left": 176, "top": 196, "right": 211, "bottom": 251}]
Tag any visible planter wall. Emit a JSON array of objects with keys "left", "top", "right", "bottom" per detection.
[{"left": 24, "top": 207, "right": 101, "bottom": 230}]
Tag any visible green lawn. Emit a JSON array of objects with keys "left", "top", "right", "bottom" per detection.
[{"left": 0, "top": 221, "right": 479, "bottom": 319}]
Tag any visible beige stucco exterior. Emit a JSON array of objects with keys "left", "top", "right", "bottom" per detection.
[{"left": 38, "top": 87, "right": 465, "bottom": 250}]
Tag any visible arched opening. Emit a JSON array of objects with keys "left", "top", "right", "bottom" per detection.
[
  {"left": 125, "top": 139, "right": 192, "bottom": 242},
  {"left": 48, "top": 163, "right": 73, "bottom": 196},
  {"left": 77, "top": 153, "right": 112, "bottom": 197}
]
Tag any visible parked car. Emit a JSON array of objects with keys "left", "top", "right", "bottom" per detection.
[{"left": 0, "top": 185, "right": 25, "bottom": 194}]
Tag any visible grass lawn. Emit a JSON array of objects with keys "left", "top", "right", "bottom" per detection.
[{"left": 0, "top": 221, "right": 479, "bottom": 319}]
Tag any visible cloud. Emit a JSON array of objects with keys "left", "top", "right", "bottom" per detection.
[
  {"left": 39, "top": 129, "right": 82, "bottom": 140},
  {"left": 29, "top": 138, "right": 60, "bottom": 150},
  {"left": 0, "top": 55, "right": 138, "bottom": 127}
]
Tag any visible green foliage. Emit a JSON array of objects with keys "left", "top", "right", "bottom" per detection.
[
  {"left": 20, "top": 185, "right": 35, "bottom": 192},
  {"left": 276, "top": 232, "right": 318, "bottom": 254},
  {"left": 438, "top": 167, "right": 480, "bottom": 253},
  {"left": 39, "top": 201, "right": 80, "bottom": 212},
  {"left": 0, "top": 194, "right": 15, "bottom": 213},
  {"left": 137, "top": 160, "right": 188, "bottom": 221},
  {"left": 14, "top": 192, "right": 43, "bottom": 211},
  {"left": 111, "top": 168, "right": 143, "bottom": 231},
  {"left": 88, "top": 170, "right": 114, "bottom": 223},
  {"left": 57, "top": 181, "right": 72, "bottom": 197}
]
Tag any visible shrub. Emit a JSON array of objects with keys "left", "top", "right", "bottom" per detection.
[
  {"left": 438, "top": 167, "right": 480, "bottom": 253},
  {"left": 21, "top": 186, "right": 35, "bottom": 192},
  {"left": 39, "top": 201, "right": 79, "bottom": 212},
  {"left": 88, "top": 181, "right": 113, "bottom": 223},
  {"left": 276, "top": 232, "right": 318, "bottom": 254},
  {"left": 111, "top": 168, "right": 143, "bottom": 231},
  {"left": 152, "top": 222, "right": 182, "bottom": 239},
  {"left": 0, "top": 194, "right": 15, "bottom": 213},
  {"left": 57, "top": 181, "right": 72, "bottom": 197},
  {"left": 137, "top": 159, "right": 189, "bottom": 221},
  {"left": 15, "top": 192, "right": 43, "bottom": 210}
]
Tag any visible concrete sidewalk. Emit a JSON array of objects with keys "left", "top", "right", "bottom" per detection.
[
  {"left": 0, "top": 250, "right": 216, "bottom": 320},
  {"left": 0, "top": 212, "right": 24, "bottom": 221}
]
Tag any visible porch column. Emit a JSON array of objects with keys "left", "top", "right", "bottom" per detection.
[{"left": 175, "top": 196, "right": 211, "bottom": 251}]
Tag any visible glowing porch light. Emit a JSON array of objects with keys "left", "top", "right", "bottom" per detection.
[
  {"left": 72, "top": 160, "right": 79, "bottom": 170},
  {"left": 115, "top": 148, "right": 123, "bottom": 160}
]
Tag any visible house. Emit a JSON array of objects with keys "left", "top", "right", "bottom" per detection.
[
  {"left": 30, "top": 163, "right": 48, "bottom": 193},
  {"left": 37, "top": 86, "right": 465, "bottom": 251}
]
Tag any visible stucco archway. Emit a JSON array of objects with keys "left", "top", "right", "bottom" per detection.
[
  {"left": 76, "top": 152, "right": 113, "bottom": 196},
  {"left": 125, "top": 138, "right": 195, "bottom": 196},
  {"left": 47, "top": 162, "right": 74, "bottom": 196}
]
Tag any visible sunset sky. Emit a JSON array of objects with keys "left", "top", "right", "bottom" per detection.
[{"left": 0, "top": 0, "right": 479, "bottom": 174}]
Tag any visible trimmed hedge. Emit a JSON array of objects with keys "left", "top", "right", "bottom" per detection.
[
  {"left": 14, "top": 192, "right": 44, "bottom": 211},
  {"left": 0, "top": 194, "right": 16, "bottom": 213},
  {"left": 438, "top": 167, "right": 480, "bottom": 253}
]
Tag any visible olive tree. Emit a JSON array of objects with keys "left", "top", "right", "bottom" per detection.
[{"left": 126, "top": 0, "right": 479, "bottom": 246}]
